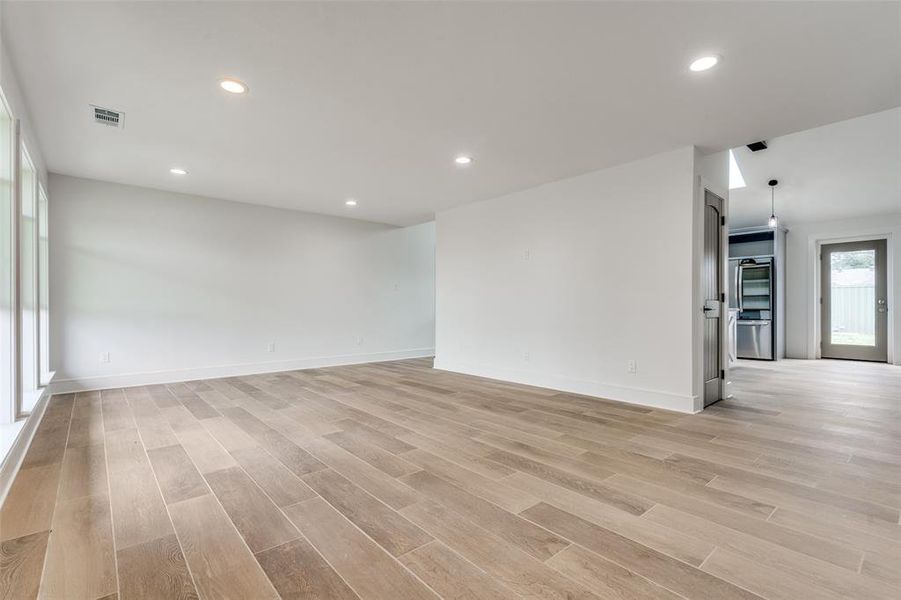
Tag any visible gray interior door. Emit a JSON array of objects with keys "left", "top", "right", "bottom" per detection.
[
  {"left": 821, "top": 239, "right": 888, "bottom": 362},
  {"left": 703, "top": 191, "right": 724, "bottom": 406}
]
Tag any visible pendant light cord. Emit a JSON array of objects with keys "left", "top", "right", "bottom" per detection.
[{"left": 767, "top": 179, "right": 779, "bottom": 228}]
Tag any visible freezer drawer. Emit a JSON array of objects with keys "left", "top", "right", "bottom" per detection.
[{"left": 737, "top": 320, "right": 773, "bottom": 360}]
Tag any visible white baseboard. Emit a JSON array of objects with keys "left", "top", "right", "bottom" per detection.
[
  {"left": 48, "top": 348, "right": 436, "bottom": 394},
  {"left": 433, "top": 358, "right": 699, "bottom": 414},
  {"left": 0, "top": 387, "right": 52, "bottom": 508}
]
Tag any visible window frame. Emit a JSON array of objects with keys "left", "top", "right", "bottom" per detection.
[
  {"left": 16, "top": 142, "right": 39, "bottom": 418},
  {"left": 38, "top": 183, "right": 50, "bottom": 387},
  {"left": 0, "top": 90, "right": 15, "bottom": 425}
]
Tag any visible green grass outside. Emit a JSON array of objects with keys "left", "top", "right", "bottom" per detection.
[{"left": 831, "top": 332, "right": 875, "bottom": 346}]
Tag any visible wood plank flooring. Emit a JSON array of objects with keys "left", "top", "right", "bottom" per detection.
[{"left": 2, "top": 357, "right": 900, "bottom": 599}]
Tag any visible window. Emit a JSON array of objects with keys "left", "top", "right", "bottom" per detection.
[
  {"left": 0, "top": 85, "right": 50, "bottom": 424},
  {"left": 728, "top": 149, "right": 746, "bottom": 190},
  {"left": 18, "top": 145, "right": 38, "bottom": 413},
  {"left": 38, "top": 185, "right": 50, "bottom": 386},
  {"left": 0, "top": 92, "right": 12, "bottom": 423}
]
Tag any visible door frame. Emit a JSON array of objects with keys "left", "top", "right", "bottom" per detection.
[
  {"left": 811, "top": 233, "right": 894, "bottom": 363},
  {"left": 692, "top": 168, "right": 729, "bottom": 413},
  {"left": 702, "top": 189, "right": 726, "bottom": 408},
  {"left": 819, "top": 238, "right": 888, "bottom": 362}
]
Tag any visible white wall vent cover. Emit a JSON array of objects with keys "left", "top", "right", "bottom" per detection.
[{"left": 90, "top": 105, "right": 124, "bottom": 129}]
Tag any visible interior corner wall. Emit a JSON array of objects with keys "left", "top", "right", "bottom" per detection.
[
  {"left": 434, "top": 146, "right": 701, "bottom": 413},
  {"left": 784, "top": 213, "right": 901, "bottom": 365},
  {"left": 48, "top": 174, "right": 436, "bottom": 391}
]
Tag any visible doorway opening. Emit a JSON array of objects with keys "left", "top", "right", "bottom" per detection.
[{"left": 820, "top": 238, "right": 888, "bottom": 362}]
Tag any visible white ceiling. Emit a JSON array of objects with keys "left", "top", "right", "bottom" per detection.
[
  {"left": 729, "top": 108, "right": 901, "bottom": 229},
  {"left": 2, "top": 1, "right": 899, "bottom": 226}
]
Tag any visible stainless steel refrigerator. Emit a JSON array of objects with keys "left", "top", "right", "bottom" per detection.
[{"left": 730, "top": 257, "right": 775, "bottom": 360}]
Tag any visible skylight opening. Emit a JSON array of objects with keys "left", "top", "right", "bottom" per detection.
[{"left": 729, "top": 149, "right": 746, "bottom": 190}]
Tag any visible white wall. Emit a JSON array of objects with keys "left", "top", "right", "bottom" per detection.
[
  {"left": 785, "top": 213, "right": 901, "bottom": 364},
  {"left": 49, "top": 174, "right": 436, "bottom": 391},
  {"left": 435, "top": 147, "right": 709, "bottom": 413}
]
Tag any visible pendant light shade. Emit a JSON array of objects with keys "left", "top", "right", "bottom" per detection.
[{"left": 768, "top": 179, "right": 779, "bottom": 228}]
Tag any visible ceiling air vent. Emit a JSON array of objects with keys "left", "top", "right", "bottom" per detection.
[
  {"left": 746, "top": 140, "right": 767, "bottom": 152},
  {"left": 90, "top": 105, "right": 124, "bottom": 129}
]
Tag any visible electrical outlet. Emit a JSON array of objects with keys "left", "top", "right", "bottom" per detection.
[
  {"left": 523, "top": 350, "right": 530, "bottom": 362},
  {"left": 627, "top": 360, "right": 637, "bottom": 374},
  {"left": 100, "top": 352, "right": 111, "bottom": 364},
  {"left": 267, "top": 342, "right": 275, "bottom": 353},
  {"left": 356, "top": 336, "right": 364, "bottom": 346},
  {"left": 523, "top": 249, "right": 531, "bottom": 261}
]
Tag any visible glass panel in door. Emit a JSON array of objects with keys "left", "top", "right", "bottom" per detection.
[{"left": 829, "top": 249, "right": 875, "bottom": 347}]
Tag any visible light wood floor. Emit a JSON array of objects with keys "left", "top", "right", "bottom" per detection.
[{"left": 2, "top": 357, "right": 900, "bottom": 600}]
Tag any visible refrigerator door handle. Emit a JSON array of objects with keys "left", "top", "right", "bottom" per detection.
[{"left": 737, "top": 265, "right": 744, "bottom": 311}]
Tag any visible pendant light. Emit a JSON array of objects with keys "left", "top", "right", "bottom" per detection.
[{"left": 767, "top": 179, "right": 779, "bottom": 228}]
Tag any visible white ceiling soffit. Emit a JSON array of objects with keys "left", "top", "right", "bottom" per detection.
[
  {"left": 2, "top": 1, "right": 899, "bottom": 226},
  {"left": 729, "top": 108, "right": 901, "bottom": 229}
]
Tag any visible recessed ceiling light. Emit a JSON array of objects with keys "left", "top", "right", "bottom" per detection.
[
  {"left": 345, "top": 198, "right": 357, "bottom": 207},
  {"left": 219, "top": 78, "right": 248, "bottom": 94},
  {"left": 689, "top": 55, "right": 720, "bottom": 72},
  {"left": 169, "top": 168, "right": 188, "bottom": 175},
  {"left": 454, "top": 155, "right": 473, "bottom": 165}
]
